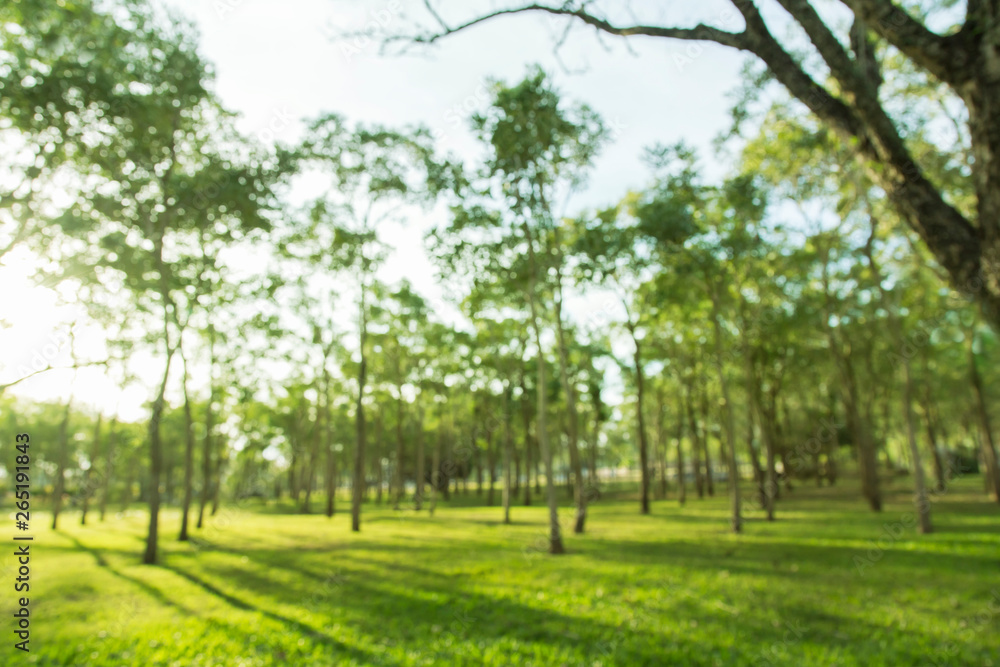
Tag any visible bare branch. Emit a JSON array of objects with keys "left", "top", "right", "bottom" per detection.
[
  {"left": 399, "top": 3, "right": 746, "bottom": 50},
  {"left": 0, "top": 359, "right": 110, "bottom": 395}
]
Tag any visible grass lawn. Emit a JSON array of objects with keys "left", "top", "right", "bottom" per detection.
[{"left": 2, "top": 475, "right": 998, "bottom": 666}]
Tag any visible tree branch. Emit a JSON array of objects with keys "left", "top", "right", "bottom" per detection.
[
  {"left": 400, "top": 3, "right": 746, "bottom": 50},
  {"left": 841, "top": 0, "right": 968, "bottom": 86},
  {"left": 0, "top": 359, "right": 110, "bottom": 395}
]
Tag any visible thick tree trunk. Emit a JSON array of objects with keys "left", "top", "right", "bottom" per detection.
[{"left": 410, "top": 3, "right": 1000, "bottom": 329}]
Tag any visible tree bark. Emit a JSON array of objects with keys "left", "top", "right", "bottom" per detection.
[
  {"left": 520, "top": 373, "right": 533, "bottom": 507},
  {"left": 628, "top": 323, "right": 651, "bottom": 515},
  {"left": 81, "top": 413, "right": 102, "bottom": 526},
  {"left": 99, "top": 417, "right": 116, "bottom": 522},
  {"left": 197, "top": 330, "right": 216, "bottom": 528},
  {"left": 699, "top": 386, "right": 715, "bottom": 497},
  {"left": 503, "top": 384, "right": 513, "bottom": 524},
  {"left": 686, "top": 384, "right": 704, "bottom": 499},
  {"left": 522, "top": 219, "right": 564, "bottom": 554},
  {"left": 179, "top": 358, "right": 195, "bottom": 541},
  {"left": 415, "top": 406, "right": 425, "bottom": 510},
  {"left": 430, "top": 405, "right": 443, "bottom": 517},
  {"left": 708, "top": 279, "right": 741, "bottom": 533},
  {"left": 675, "top": 388, "right": 686, "bottom": 507},
  {"left": 51, "top": 399, "right": 72, "bottom": 531},
  {"left": 352, "top": 287, "right": 368, "bottom": 531},
  {"left": 394, "top": 384, "right": 405, "bottom": 510},
  {"left": 553, "top": 250, "right": 586, "bottom": 532},
  {"left": 324, "top": 365, "right": 336, "bottom": 518},
  {"left": 819, "top": 240, "right": 882, "bottom": 510},
  {"left": 969, "top": 328, "right": 1000, "bottom": 502}
]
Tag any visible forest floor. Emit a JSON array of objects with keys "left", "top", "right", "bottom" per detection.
[{"left": 5, "top": 475, "right": 999, "bottom": 666}]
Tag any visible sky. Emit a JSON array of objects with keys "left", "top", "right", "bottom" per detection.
[{"left": 1, "top": 0, "right": 752, "bottom": 421}]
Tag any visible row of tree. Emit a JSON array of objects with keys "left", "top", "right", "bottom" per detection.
[{"left": 1, "top": 0, "right": 997, "bottom": 564}]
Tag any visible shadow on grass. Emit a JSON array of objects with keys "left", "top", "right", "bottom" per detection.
[{"left": 161, "top": 562, "right": 388, "bottom": 666}]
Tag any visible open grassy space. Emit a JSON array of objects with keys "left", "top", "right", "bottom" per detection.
[{"left": 4, "top": 475, "right": 999, "bottom": 667}]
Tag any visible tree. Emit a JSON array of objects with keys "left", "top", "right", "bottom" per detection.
[
  {"left": 284, "top": 115, "right": 445, "bottom": 532},
  {"left": 390, "top": 1, "right": 1000, "bottom": 332},
  {"left": 435, "top": 67, "right": 604, "bottom": 552},
  {"left": 28, "top": 8, "right": 274, "bottom": 562}
]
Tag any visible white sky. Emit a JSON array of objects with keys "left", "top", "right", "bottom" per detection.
[{"left": 1, "top": 0, "right": 750, "bottom": 420}]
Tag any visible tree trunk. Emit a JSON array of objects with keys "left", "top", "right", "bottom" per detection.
[
  {"left": 143, "top": 345, "right": 175, "bottom": 564},
  {"left": 430, "top": 407, "right": 443, "bottom": 517},
  {"left": 51, "top": 399, "right": 72, "bottom": 531},
  {"left": 745, "top": 348, "right": 776, "bottom": 521},
  {"left": 686, "top": 385, "right": 704, "bottom": 499},
  {"left": 394, "top": 387, "right": 405, "bottom": 510},
  {"left": 81, "top": 413, "right": 102, "bottom": 526},
  {"left": 708, "top": 280, "right": 741, "bottom": 533},
  {"left": 522, "top": 219, "right": 563, "bottom": 554},
  {"left": 629, "top": 324, "right": 651, "bottom": 515},
  {"left": 99, "top": 417, "right": 116, "bottom": 522},
  {"left": 415, "top": 406, "right": 425, "bottom": 510},
  {"left": 325, "top": 368, "right": 336, "bottom": 518},
  {"left": 969, "top": 329, "right": 1000, "bottom": 502},
  {"left": 699, "top": 387, "right": 715, "bottom": 497},
  {"left": 520, "top": 376, "right": 533, "bottom": 507},
  {"left": 503, "top": 384, "right": 513, "bottom": 524},
  {"left": 920, "top": 391, "right": 946, "bottom": 493},
  {"left": 179, "top": 359, "right": 195, "bottom": 541},
  {"left": 655, "top": 386, "right": 668, "bottom": 499},
  {"left": 901, "top": 357, "right": 933, "bottom": 532},
  {"left": 375, "top": 413, "right": 383, "bottom": 504},
  {"left": 675, "top": 389, "right": 686, "bottom": 507},
  {"left": 552, "top": 250, "right": 587, "bottom": 532},
  {"left": 197, "top": 343, "right": 215, "bottom": 528},
  {"left": 210, "top": 443, "right": 223, "bottom": 516},
  {"left": 819, "top": 242, "right": 881, "bottom": 511},
  {"left": 352, "top": 290, "right": 368, "bottom": 532}
]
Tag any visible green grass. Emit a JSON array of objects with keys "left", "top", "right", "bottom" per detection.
[{"left": 3, "top": 475, "right": 999, "bottom": 666}]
